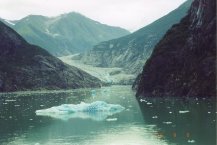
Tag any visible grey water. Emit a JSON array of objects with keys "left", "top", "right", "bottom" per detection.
[{"left": 0, "top": 86, "right": 216, "bottom": 145}]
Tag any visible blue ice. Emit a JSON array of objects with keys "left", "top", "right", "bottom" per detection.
[{"left": 35, "top": 101, "right": 125, "bottom": 121}]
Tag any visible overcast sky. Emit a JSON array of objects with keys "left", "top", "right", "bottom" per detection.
[{"left": 0, "top": 0, "right": 187, "bottom": 31}]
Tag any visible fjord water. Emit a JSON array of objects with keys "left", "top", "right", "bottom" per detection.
[{"left": 0, "top": 86, "right": 215, "bottom": 145}]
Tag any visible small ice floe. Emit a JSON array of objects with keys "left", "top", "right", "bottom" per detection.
[
  {"left": 35, "top": 143, "right": 40, "bottom": 145},
  {"left": 14, "top": 105, "right": 20, "bottom": 107},
  {"left": 152, "top": 116, "right": 158, "bottom": 119},
  {"left": 36, "top": 101, "right": 125, "bottom": 121},
  {"left": 179, "top": 110, "right": 190, "bottom": 114},
  {"left": 163, "top": 121, "right": 172, "bottom": 125},
  {"left": 169, "top": 112, "right": 172, "bottom": 114},
  {"left": 216, "top": 112, "right": 217, "bottom": 114},
  {"left": 29, "top": 119, "right": 33, "bottom": 121},
  {"left": 106, "top": 118, "right": 118, "bottom": 122},
  {"left": 146, "top": 125, "right": 157, "bottom": 128},
  {"left": 208, "top": 112, "right": 211, "bottom": 114},
  {"left": 147, "top": 102, "right": 152, "bottom": 105},
  {"left": 188, "top": 140, "right": 196, "bottom": 143},
  {"left": 40, "top": 105, "right": 44, "bottom": 107},
  {"left": 139, "top": 99, "right": 146, "bottom": 102},
  {"left": 5, "top": 100, "right": 16, "bottom": 102}
]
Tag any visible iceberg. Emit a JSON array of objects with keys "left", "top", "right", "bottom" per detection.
[
  {"left": 35, "top": 101, "right": 125, "bottom": 121},
  {"left": 179, "top": 110, "right": 190, "bottom": 114}
]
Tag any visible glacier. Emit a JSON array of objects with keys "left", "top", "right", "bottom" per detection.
[{"left": 35, "top": 101, "right": 125, "bottom": 121}]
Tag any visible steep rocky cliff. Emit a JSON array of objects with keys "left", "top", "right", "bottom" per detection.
[
  {"left": 81, "top": 0, "right": 192, "bottom": 74},
  {"left": 6, "top": 12, "right": 129, "bottom": 56},
  {"left": 135, "top": 0, "right": 216, "bottom": 97},
  {"left": 0, "top": 21, "right": 101, "bottom": 92}
]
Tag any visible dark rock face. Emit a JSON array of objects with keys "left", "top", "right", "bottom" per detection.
[
  {"left": 0, "top": 21, "right": 102, "bottom": 92},
  {"left": 6, "top": 12, "right": 130, "bottom": 56},
  {"left": 81, "top": 0, "right": 192, "bottom": 74},
  {"left": 135, "top": 0, "right": 216, "bottom": 97}
]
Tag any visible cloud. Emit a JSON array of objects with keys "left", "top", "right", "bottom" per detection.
[{"left": 0, "top": 0, "right": 187, "bottom": 31}]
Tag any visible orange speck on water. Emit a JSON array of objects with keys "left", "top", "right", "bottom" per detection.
[
  {"left": 186, "top": 132, "right": 190, "bottom": 138},
  {"left": 172, "top": 132, "right": 177, "bottom": 138}
]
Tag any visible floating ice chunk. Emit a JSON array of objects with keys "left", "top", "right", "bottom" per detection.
[
  {"left": 163, "top": 121, "right": 172, "bottom": 125},
  {"left": 152, "top": 116, "right": 158, "bottom": 119},
  {"left": 139, "top": 99, "right": 146, "bottom": 102},
  {"left": 5, "top": 99, "right": 16, "bottom": 102},
  {"left": 106, "top": 118, "right": 118, "bottom": 122},
  {"left": 179, "top": 110, "right": 190, "bottom": 114},
  {"left": 36, "top": 101, "right": 125, "bottom": 121},
  {"left": 188, "top": 140, "right": 196, "bottom": 143},
  {"left": 147, "top": 102, "right": 152, "bottom": 105}
]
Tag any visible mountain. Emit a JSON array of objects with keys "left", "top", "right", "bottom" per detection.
[
  {"left": 81, "top": 0, "right": 192, "bottom": 74},
  {"left": 0, "top": 21, "right": 102, "bottom": 92},
  {"left": 8, "top": 12, "right": 130, "bottom": 56},
  {"left": 135, "top": 0, "right": 216, "bottom": 97}
]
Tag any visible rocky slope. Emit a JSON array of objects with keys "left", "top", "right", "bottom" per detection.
[
  {"left": 6, "top": 12, "right": 129, "bottom": 56},
  {"left": 0, "top": 21, "right": 102, "bottom": 92},
  {"left": 81, "top": 0, "right": 192, "bottom": 74},
  {"left": 135, "top": 0, "right": 216, "bottom": 97}
]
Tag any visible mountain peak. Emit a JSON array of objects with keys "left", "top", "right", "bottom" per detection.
[{"left": 7, "top": 12, "right": 130, "bottom": 56}]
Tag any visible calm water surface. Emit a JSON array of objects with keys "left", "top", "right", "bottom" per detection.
[{"left": 0, "top": 86, "right": 216, "bottom": 145}]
